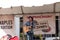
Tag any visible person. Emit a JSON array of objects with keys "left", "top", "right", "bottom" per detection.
[
  {"left": 7, "top": 34, "right": 12, "bottom": 40},
  {"left": 9, "top": 36, "right": 19, "bottom": 40},
  {"left": 25, "top": 16, "right": 37, "bottom": 40},
  {"left": 0, "top": 34, "right": 12, "bottom": 40}
]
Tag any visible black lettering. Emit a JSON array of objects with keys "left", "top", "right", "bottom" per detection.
[{"left": 1, "top": 26, "right": 12, "bottom": 29}]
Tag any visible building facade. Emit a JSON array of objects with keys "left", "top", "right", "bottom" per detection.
[{"left": 0, "top": 2, "right": 60, "bottom": 40}]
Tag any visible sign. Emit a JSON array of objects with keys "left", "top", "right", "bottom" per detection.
[
  {"left": 23, "top": 14, "right": 56, "bottom": 35},
  {"left": 0, "top": 15, "right": 14, "bottom": 29},
  {"left": 45, "top": 37, "right": 60, "bottom": 40}
]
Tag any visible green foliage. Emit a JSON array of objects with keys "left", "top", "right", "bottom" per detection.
[{"left": 20, "top": 33, "right": 23, "bottom": 37}]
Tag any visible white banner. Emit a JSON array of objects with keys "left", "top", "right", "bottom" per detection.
[
  {"left": 0, "top": 15, "right": 14, "bottom": 29},
  {"left": 23, "top": 14, "right": 56, "bottom": 35}
]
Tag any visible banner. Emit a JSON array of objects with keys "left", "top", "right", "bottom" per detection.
[
  {"left": 0, "top": 15, "right": 14, "bottom": 29},
  {"left": 23, "top": 14, "right": 56, "bottom": 35}
]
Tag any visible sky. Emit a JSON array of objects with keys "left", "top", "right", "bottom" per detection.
[{"left": 0, "top": 0, "right": 60, "bottom": 8}]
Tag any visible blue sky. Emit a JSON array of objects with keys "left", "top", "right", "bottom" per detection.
[{"left": 0, "top": 0, "right": 60, "bottom": 8}]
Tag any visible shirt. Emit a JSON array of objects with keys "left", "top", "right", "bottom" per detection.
[
  {"left": 25, "top": 20, "right": 37, "bottom": 28},
  {"left": 25, "top": 20, "right": 38, "bottom": 33}
]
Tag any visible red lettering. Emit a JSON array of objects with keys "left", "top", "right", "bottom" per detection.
[{"left": 27, "top": 15, "right": 52, "bottom": 18}]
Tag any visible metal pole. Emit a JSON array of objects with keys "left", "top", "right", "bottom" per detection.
[{"left": 21, "top": 6, "right": 25, "bottom": 40}]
